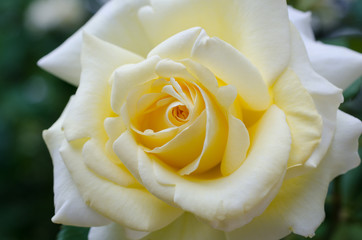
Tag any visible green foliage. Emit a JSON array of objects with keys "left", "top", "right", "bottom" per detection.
[{"left": 57, "top": 226, "right": 90, "bottom": 240}]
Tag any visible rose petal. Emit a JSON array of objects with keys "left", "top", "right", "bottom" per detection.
[
  {"left": 273, "top": 68, "right": 322, "bottom": 168},
  {"left": 82, "top": 139, "right": 141, "bottom": 187},
  {"left": 62, "top": 33, "right": 143, "bottom": 142},
  {"left": 136, "top": 105, "right": 291, "bottom": 231},
  {"left": 287, "top": 7, "right": 314, "bottom": 40},
  {"left": 143, "top": 213, "right": 227, "bottom": 240},
  {"left": 43, "top": 96, "right": 111, "bottom": 226},
  {"left": 178, "top": 86, "right": 227, "bottom": 175},
  {"left": 38, "top": 0, "right": 151, "bottom": 85},
  {"left": 138, "top": 0, "right": 290, "bottom": 84},
  {"left": 286, "top": 25, "right": 343, "bottom": 178},
  {"left": 111, "top": 56, "right": 160, "bottom": 115},
  {"left": 288, "top": 7, "right": 362, "bottom": 90},
  {"left": 305, "top": 39, "right": 362, "bottom": 90},
  {"left": 148, "top": 27, "right": 203, "bottom": 60},
  {"left": 89, "top": 223, "right": 150, "bottom": 240},
  {"left": 227, "top": 110, "right": 361, "bottom": 240},
  {"left": 191, "top": 32, "right": 271, "bottom": 110},
  {"left": 220, "top": 115, "right": 250, "bottom": 176},
  {"left": 145, "top": 111, "right": 207, "bottom": 169},
  {"left": 60, "top": 138, "right": 183, "bottom": 232}
]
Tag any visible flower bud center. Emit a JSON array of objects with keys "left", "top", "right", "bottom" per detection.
[{"left": 172, "top": 105, "right": 189, "bottom": 122}]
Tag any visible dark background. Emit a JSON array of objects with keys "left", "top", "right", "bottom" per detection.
[{"left": 0, "top": 0, "right": 361, "bottom": 239}]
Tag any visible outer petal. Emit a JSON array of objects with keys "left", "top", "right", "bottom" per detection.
[
  {"left": 43, "top": 96, "right": 111, "bottom": 226},
  {"left": 89, "top": 214, "right": 227, "bottom": 240},
  {"left": 305, "top": 39, "right": 362, "bottom": 90},
  {"left": 288, "top": 7, "right": 362, "bottom": 90},
  {"left": 89, "top": 223, "right": 149, "bottom": 240},
  {"left": 227, "top": 110, "right": 361, "bottom": 240},
  {"left": 286, "top": 24, "right": 343, "bottom": 178},
  {"left": 63, "top": 33, "right": 144, "bottom": 142},
  {"left": 273, "top": 68, "right": 322, "bottom": 168},
  {"left": 139, "top": 0, "right": 290, "bottom": 84},
  {"left": 60, "top": 138, "right": 183, "bottom": 232},
  {"left": 141, "top": 213, "right": 227, "bottom": 240},
  {"left": 38, "top": 0, "right": 150, "bottom": 85}
]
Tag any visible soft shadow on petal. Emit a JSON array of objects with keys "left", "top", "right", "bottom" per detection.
[
  {"left": 227, "top": 110, "right": 361, "bottom": 240},
  {"left": 43, "top": 96, "right": 111, "bottom": 226},
  {"left": 141, "top": 213, "right": 226, "bottom": 240}
]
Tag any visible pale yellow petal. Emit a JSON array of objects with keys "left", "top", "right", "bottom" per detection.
[
  {"left": 227, "top": 110, "right": 361, "bottom": 240},
  {"left": 136, "top": 105, "right": 291, "bottom": 231},
  {"left": 61, "top": 138, "right": 183, "bottom": 232},
  {"left": 191, "top": 33, "right": 271, "bottom": 110},
  {"left": 43, "top": 97, "right": 110, "bottom": 227},
  {"left": 38, "top": 0, "right": 151, "bottom": 85},
  {"left": 220, "top": 115, "right": 250, "bottom": 176},
  {"left": 142, "top": 213, "right": 227, "bottom": 240},
  {"left": 62, "top": 33, "right": 143, "bottom": 142},
  {"left": 147, "top": 111, "right": 207, "bottom": 168},
  {"left": 273, "top": 68, "right": 322, "bottom": 168},
  {"left": 111, "top": 56, "right": 160, "bottom": 114},
  {"left": 286, "top": 24, "right": 343, "bottom": 178}
]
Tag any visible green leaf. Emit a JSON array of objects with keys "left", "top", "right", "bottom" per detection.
[
  {"left": 57, "top": 225, "right": 90, "bottom": 240},
  {"left": 331, "top": 223, "right": 362, "bottom": 240}
]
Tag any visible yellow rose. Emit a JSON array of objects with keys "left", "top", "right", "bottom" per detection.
[{"left": 40, "top": 1, "right": 362, "bottom": 239}]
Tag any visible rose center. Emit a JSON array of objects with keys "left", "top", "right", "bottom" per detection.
[{"left": 172, "top": 105, "right": 189, "bottom": 122}]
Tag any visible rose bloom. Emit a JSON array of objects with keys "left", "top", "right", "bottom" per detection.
[{"left": 40, "top": 0, "right": 362, "bottom": 239}]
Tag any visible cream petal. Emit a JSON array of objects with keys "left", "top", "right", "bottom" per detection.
[
  {"left": 215, "top": 85, "right": 238, "bottom": 111},
  {"left": 155, "top": 59, "right": 196, "bottom": 82},
  {"left": 133, "top": 126, "right": 179, "bottom": 149},
  {"left": 287, "top": 6, "right": 314, "bottom": 40},
  {"left": 138, "top": 0, "right": 290, "bottom": 84},
  {"left": 137, "top": 105, "right": 291, "bottom": 231},
  {"left": 305, "top": 39, "right": 362, "bottom": 90},
  {"left": 288, "top": 7, "right": 362, "bottom": 90},
  {"left": 191, "top": 33, "right": 271, "bottom": 110},
  {"left": 178, "top": 87, "right": 227, "bottom": 175},
  {"left": 89, "top": 223, "right": 149, "bottom": 240},
  {"left": 148, "top": 27, "right": 203, "bottom": 59},
  {"left": 227, "top": 0, "right": 291, "bottom": 84},
  {"left": 146, "top": 111, "right": 207, "bottom": 169},
  {"left": 62, "top": 33, "right": 143, "bottom": 142},
  {"left": 111, "top": 56, "right": 160, "bottom": 115},
  {"left": 38, "top": 0, "right": 151, "bottom": 85},
  {"left": 43, "top": 97, "right": 111, "bottom": 226},
  {"left": 227, "top": 110, "right": 361, "bottom": 240},
  {"left": 181, "top": 59, "right": 219, "bottom": 95},
  {"left": 60, "top": 137, "right": 183, "bottom": 232},
  {"left": 220, "top": 115, "right": 250, "bottom": 176},
  {"left": 142, "top": 213, "right": 227, "bottom": 240},
  {"left": 286, "top": 24, "right": 343, "bottom": 178},
  {"left": 138, "top": 0, "right": 229, "bottom": 47},
  {"left": 273, "top": 68, "right": 322, "bottom": 168},
  {"left": 82, "top": 139, "right": 141, "bottom": 188}
]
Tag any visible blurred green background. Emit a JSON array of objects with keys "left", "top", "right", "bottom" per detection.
[{"left": 0, "top": 0, "right": 361, "bottom": 239}]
